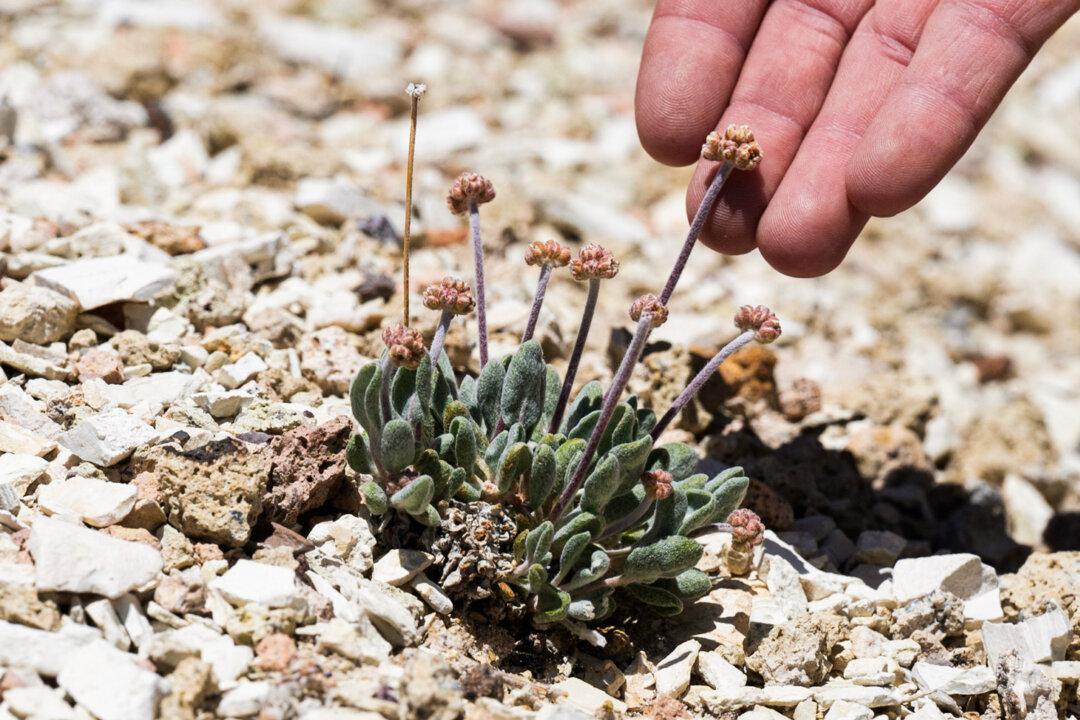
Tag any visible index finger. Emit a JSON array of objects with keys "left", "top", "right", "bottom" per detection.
[{"left": 635, "top": 0, "right": 768, "bottom": 166}]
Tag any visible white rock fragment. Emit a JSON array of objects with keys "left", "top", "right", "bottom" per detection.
[
  {"left": 295, "top": 176, "right": 375, "bottom": 225},
  {"left": 57, "top": 641, "right": 167, "bottom": 720},
  {"left": 296, "top": 617, "right": 391, "bottom": 665},
  {"left": 84, "top": 597, "right": 131, "bottom": 650},
  {"left": 218, "top": 681, "right": 273, "bottom": 717},
  {"left": 697, "top": 651, "right": 747, "bottom": 689},
  {"left": 211, "top": 559, "right": 303, "bottom": 608},
  {"left": 58, "top": 408, "right": 157, "bottom": 466},
  {"left": 982, "top": 605, "right": 1072, "bottom": 665},
  {"left": 307, "top": 514, "right": 376, "bottom": 574},
  {"left": 30, "top": 255, "right": 175, "bottom": 310},
  {"left": 551, "top": 677, "right": 627, "bottom": 715},
  {"left": 767, "top": 555, "right": 809, "bottom": 619},
  {"left": 891, "top": 553, "right": 1002, "bottom": 621},
  {"left": 38, "top": 475, "right": 136, "bottom": 527},
  {"left": 0, "top": 420, "right": 56, "bottom": 456},
  {"left": 842, "top": 657, "right": 897, "bottom": 686},
  {"left": 354, "top": 579, "right": 421, "bottom": 647},
  {"left": 0, "top": 384, "right": 62, "bottom": 438},
  {"left": 911, "top": 662, "right": 996, "bottom": 695},
  {"left": 822, "top": 700, "right": 874, "bottom": 720},
  {"left": 408, "top": 573, "right": 453, "bottom": 615},
  {"left": 145, "top": 623, "right": 253, "bottom": 688},
  {"left": 28, "top": 516, "right": 163, "bottom": 598},
  {"left": 655, "top": 639, "right": 700, "bottom": 698},
  {"left": 0, "top": 452, "right": 48, "bottom": 498},
  {"left": 372, "top": 549, "right": 433, "bottom": 587},
  {"left": 0, "top": 282, "right": 79, "bottom": 344},
  {"left": 216, "top": 351, "right": 268, "bottom": 389},
  {"left": 4, "top": 686, "right": 76, "bottom": 719},
  {"left": 0, "top": 620, "right": 100, "bottom": 676},
  {"left": 1002, "top": 474, "right": 1054, "bottom": 546}
]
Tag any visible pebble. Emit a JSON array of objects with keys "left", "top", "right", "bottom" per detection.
[
  {"left": 891, "top": 553, "right": 1002, "bottom": 621},
  {"left": 4, "top": 686, "right": 76, "bottom": 719},
  {"left": 0, "top": 282, "right": 79, "bottom": 344},
  {"left": 911, "top": 662, "right": 996, "bottom": 695},
  {"left": 57, "top": 641, "right": 168, "bottom": 720},
  {"left": 0, "top": 420, "right": 56, "bottom": 456},
  {"left": 822, "top": 700, "right": 874, "bottom": 720},
  {"left": 216, "top": 351, "right": 268, "bottom": 389},
  {"left": 210, "top": 559, "right": 304, "bottom": 609},
  {"left": 58, "top": 408, "right": 158, "bottom": 466},
  {"left": 697, "top": 650, "right": 747, "bottom": 689},
  {"left": 353, "top": 579, "right": 421, "bottom": 647},
  {"left": 551, "top": 677, "right": 627, "bottom": 715},
  {"left": 297, "top": 617, "right": 392, "bottom": 665},
  {"left": 371, "top": 549, "right": 433, "bottom": 586},
  {"left": 0, "top": 452, "right": 48, "bottom": 497},
  {"left": 38, "top": 475, "right": 137, "bottom": 527},
  {"left": 654, "top": 639, "right": 700, "bottom": 698},
  {"left": 408, "top": 573, "right": 453, "bottom": 615},
  {"left": 28, "top": 516, "right": 163, "bottom": 598},
  {"left": 30, "top": 255, "right": 176, "bottom": 310},
  {"left": 217, "top": 681, "right": 273, "bottom": 717},
  {"left": 0, "top": 620, "right": 100, "bottom": 676}
]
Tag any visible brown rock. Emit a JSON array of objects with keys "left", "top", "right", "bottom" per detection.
[
  {"left": 0, "top": 283, "right": 78, "bottom": 345},
  {"left": 0, "top": 584, "right": 61, "bottom": 630},
  {"left": 122, "top": 471, "right": 168, "bottom": 530},
  {"left": 129, "top": 438, "right": 270, "bottom": 547},
  {"left": 159, "top": 657, "right": 214, "bottom": 720},
  {"left": 112, "top": 330, "right": 181, "bottom": 370},
  {"left": 718, "top": 345, "right": 778, "bottom": 408},
  {"left": 955, "top": 399, "right": 1056, "bottom": 485},
  {"left": 846, "top": 423, "right": 930, "bottom": 481},
  {"left": 263, "top": 416, "right": 351, "bottom": 526},
  {"left": 75, "top": 347, "right": 125, "bottom": 383},
  {"left": 101, "top": 525, "right": 161, "bottom": 549},
  {"left": 743, "top": 478, "right": 794, "bottom": 531},
  {"left": 154, "top": 571, "right": 206, "bottom": 615},
  {"left": 124, "top": 221, "right": 206, "bottom": 256},
  {"left": 745, "top": 613, "right": 848, "bottom": 686},
  {"left": 255, "top": 633, "right": 297, "bottom": 672},
  {"left": 779, "top": 378, "right": 822, "bottom": 422}
]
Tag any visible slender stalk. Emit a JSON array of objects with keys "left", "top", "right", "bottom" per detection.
[
  {"left": 429, "top": 309, "right": 453, "bottom": 362},
  {"left": 402, "top": 90, "right": 421, "bottom": 326},
  {"left": 650, "top": 329, "right": 755, "bottom": 440},
  {"left": 658, "top": 162, "right": 734, "bottom": 305},
  {"left": 550, "top": 314, "right": 653, "bottom": 519},
  {"left": 521, "top": 264, "right": 553, "bottom": 343},
  {"left": 469, "top": 199, "right": 489, "bottom": 367},
  {"left": 548, "top": 278, "right": 599, "bottom": 434}
]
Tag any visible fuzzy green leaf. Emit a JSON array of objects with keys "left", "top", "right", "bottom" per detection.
[
  {"left": 641, "top": 487, "right": 688, "bottom": 543},
  {"left": 678, "top": 473, "right": 708, "bottom": 491},
  {"left": 598, "top": 403, "right": 635, "bottom": 456},
  {"left": 537, "top": 365, "right": 561, "bottom": 438},
  {"left": 553, "top": 531, "right": 591, "bottom": 585},
  {"left": 705, "top": 466, "right": 746, "bottom": 492},
  {"left": 459, "top": 375, "right": 477, "bottom": 409},
  {"left": 580, "top": 453, "right": 622, "bottom": 515},
  {"left": 346, "top": 432, "right": 374, "bottom": 474},
  {"left": 661, "top": 568, "right": 712, "bottom": 600},
  {"left": 624, "top": 584, "right": 683, "bottom": 616},
  {"left": 562, "top": 380, "right": 603, "bottom": 434},
  {"left": 446, "top": 467, "right": 467, "bottom": 498},
  {"left": 527, "top": 443, "right": 557, "bottom": 510},
  {"left": 360, "top": 480, "right": 389, "bottom": 515},
  {"left": 568, "top": 591, "right": 614, "bottom": 622},
  {"left": 678, "top": 488, "right": 716, "bottom": 536},
  {"left": 390, "top": 475, "right": 434, "bottom": 515},
  {"left": 435, "top": 350, "right": 458, "bottom": 398},
  {"left": 525, "top": 521, "right": 554, "bottom": 567},
  {"left": 710, "top": 473, "right": 749, "bottom": 524},
  {"left": 476, "top": 359, "right": 506, "bottom": 432},
  {"left": 380, "top": 418, "right": 416, "bottom": 474},
  {"left": 415, "top": 355, "right": 434, "bottom": 411},
  {"left": 555, "top": 437, "right": 586, "bottom": 493},
  {"left": 534, "top": 584, "right": 571, "bottom": 625},
  {"left": 609, "top": 437, "right": 653, "bottom": 494},
  {"left": 442, "top": 400, "right": 470, "bottom": 431},
  {"left": 484, "top": 429, "right": 508, "bottom": 470},
  {"left": 622, "top": 536, "right": 703, "bottom": 583},
  {"left": 661, "top": 443, "right": 699, "bottom": 481},
  {"left": 566, "top": 409, "right": 600, "bottom": 441},
  {"left": 561, "top": 546, "right": 610, "bottom": 591},
  {"left": 553, "top": 512, "right": 602, "bottom": 546},
  {"left": 363, "top": 364, "right": 384, "bottom": 439},
  {"left": 390, "top": 366, "right": 416, "bottom": 415},
  {"left": 456, "top": 480, "right": 482, "bottom": 502},
  {"left": 451, "top": 416, "right": 477, "bottom": 476},
  {"left": 496, "top": 442, "right": 531, "bottom": 494},
  {"left": 500, "top": 340, "right": 546, "bottom": 431},
  {"left": 413, "top": 504, "right": 441, "bottom": 527},
  {"left": 350, "top": 363, "right": 378, "bottom": 430}
]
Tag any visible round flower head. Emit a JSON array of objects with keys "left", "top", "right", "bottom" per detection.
[
  {"left": 422, "top": 277, "right": 475, "bottom": 315},
  {"left": 446, "top": 172, "right": 496, "bottom": 215},
  {"left": 381, "top": 323, "right": 426, "bottom": 369},
  {"left": 702, "top": 125, "right": 763, "bottom": 171},
  {"left": 728, "top": 508, "right": 765, "bottom": 547},
  {"left": 524, "top": 239, "right": 571, "bottom": 268},
  {"left": 629, "top": 293, "right": 669, "bottom": 329},
  {"left": 569, "top": 243, "right": 619, "bottom": 281},
  {"left": 642, "top": 469, "right": 674, "bottom": 500},
  {"left": 734, "top": 304, "right": 781, "bottom": 344},
  {"left": 405, "top": 82, "right": 427, "bottom": 98}
]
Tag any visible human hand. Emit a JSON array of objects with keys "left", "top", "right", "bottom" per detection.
[{"left": 635, "top": 0, "right": 1079, "bottom": 277}]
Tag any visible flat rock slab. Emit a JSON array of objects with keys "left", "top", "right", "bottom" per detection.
[
  {"left": 0, "top": 453, "right": 48, "bottom": 498},
  {"left": 58, "top": 641, "right": 167, "bottom": 720},
  {"left": 30, "top": 255, "right": 176, "bottom": 310},
  {"left": 892, "top": 553, "right": 1002, "bottom": 621},
  {"left": 551, "top": 677, "right": 627, "bottom": 715},
  {"left": 655, "top": 639, "right": 700, "bottom": 698},
  {"left": 912, "top": 662, "right": 995, "bottom": 695},
  {"left": 38, "top": 475, "right": 137, "bottom": 527},
  {"left": 59, "top": 408, "right": 157, "bottom": 466},
  {"left": 0, "top": 620, "right": 100, "bottom": 676},
  {"left": 982, "top": 607, "right": 1072, "bottom": 665},
  {"left": 28, "top": 516, "right": 163, "bottom": 598},
  {"left": 372, "top": 549, "right": 433, "bottom": 586},
  {"left": 211, "top": 559, "right": 302, "bottom": 608}
]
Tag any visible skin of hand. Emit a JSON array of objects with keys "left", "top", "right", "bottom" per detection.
[{"left": 635, "top": 0, "right": 1079, "bottom": 277}]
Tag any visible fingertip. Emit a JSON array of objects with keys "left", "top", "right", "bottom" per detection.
[{"left": 757, "top": 184, "right": 866, "bottom": 278}]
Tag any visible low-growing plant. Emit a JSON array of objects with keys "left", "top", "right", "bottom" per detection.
[{"left": 347, "top": 109, "right": 777, "bottom": 632}]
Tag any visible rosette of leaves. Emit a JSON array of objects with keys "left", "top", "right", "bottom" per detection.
[{"left": 346, "top": 337, "right": 751, "bottom": 625}]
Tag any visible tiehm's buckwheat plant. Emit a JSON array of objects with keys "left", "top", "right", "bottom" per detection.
[{"left": 346, "top": 112, "right": 777, "bottom": 631}]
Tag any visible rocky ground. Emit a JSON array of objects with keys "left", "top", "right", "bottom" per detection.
[{"left": 0, "top": 0, "right": 1077, "bottom": 719}]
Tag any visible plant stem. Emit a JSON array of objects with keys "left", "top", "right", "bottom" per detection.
[
  {"left": 469, "top": 199, "right": 489, "bottom": 367},
  {"left": 550, "top": 314, "right": 653, "bottom": 519},
  {"left": 548, "top": 278, "right": 599, "bottom": 434},
  {"left": 658, "top": 162, "right": 734, "bottom": 305},
  {"left": 402, "top": 92, "right": 420, "bottom": 326},
  {"left": 429, "top": 309, "right": 453, "bottom": 363},
  {"left": 521, "top": 264, "right": 553, "bottom": 343},
  {"left": 650, "top": 329, "right": 755, "bottom": 440}
]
